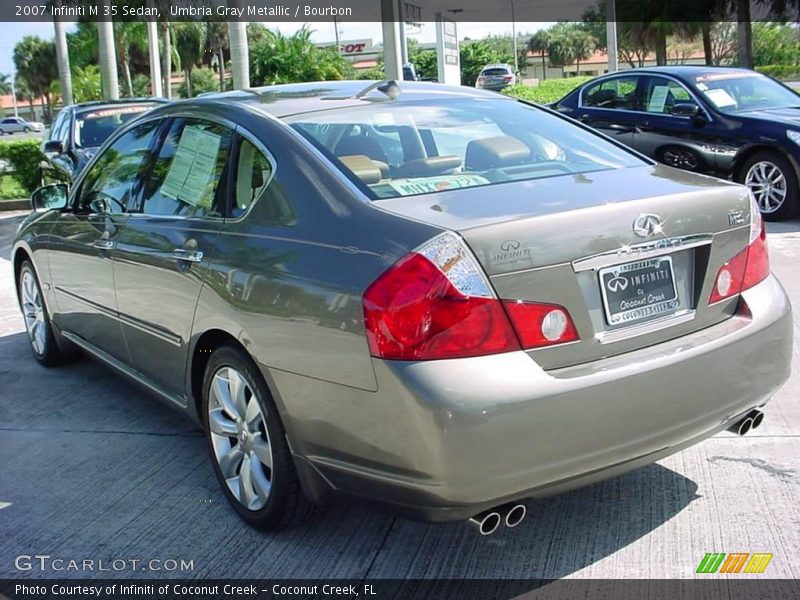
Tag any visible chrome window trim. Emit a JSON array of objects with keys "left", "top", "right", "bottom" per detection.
[{"left": 578, "top": 72, "right": 713, "bottom": 123}]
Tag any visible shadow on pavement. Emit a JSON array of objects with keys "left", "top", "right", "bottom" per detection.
[{"left": 0, "top": 327, "right": 700, "bottom": 582}]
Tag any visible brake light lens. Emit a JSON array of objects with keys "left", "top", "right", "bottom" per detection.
[
  {"left": 709, "top": 194, "right": 770, "bottom": 304},
  {"left": 503, "top": 301, "right": 579, "bottom": 348},
  {"left": 363, "top": 233, "right": 580, "bottom": 360},
  {"left": 363, "top": 233, "right": 520, "bottom": 360},
  {"left": 503, "top": 75, "right": 514, "bottom": 81}
]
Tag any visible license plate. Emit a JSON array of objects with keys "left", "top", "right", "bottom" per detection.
[{"left": 599, "top": 257, "right": 679, "bottom": 325}]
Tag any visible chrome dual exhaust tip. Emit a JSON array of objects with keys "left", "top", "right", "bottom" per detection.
[
  {"left": 468, "top": 503, "right": 527, "bottom": 535},
  {"left": 468, "top": 510, "right": 502, "bottom": 536},
  {"left": 727, "top": 409, "right": 765, "bottom": 436}
]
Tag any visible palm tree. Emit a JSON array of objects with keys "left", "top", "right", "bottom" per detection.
[
  {"left": 570, "top": 30, "right": 595, "bottom": 76},
  {"left": 173, "top": 22, "right": 205, "bottom": 98},
  {"left": 0, "top": 74, "right": 11, "bottom": 96},
  {"left": 115, "top": 22, "right": 147, "bottom": 98},
  {"left": 97, "top": 0, "right": 119, "bottom": 99},
  {"left": 228, "top": 20, "right": 250, "bottom": 89},
  {"left": 206, "top": 21, "right": 229, "bottom": 92},
  {"left": 52, "top": 0, "right": 73, "bottom": 105},
  {"left": 527, "top": 30, "right": 550, "bottom": 80}
]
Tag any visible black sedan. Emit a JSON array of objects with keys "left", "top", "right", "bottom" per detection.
[
  {"left": 40, "top": 98, "right": 168, "bottom": 186},
  {"left": 553, "top": 67, "right": 800, "bottom": 220}
]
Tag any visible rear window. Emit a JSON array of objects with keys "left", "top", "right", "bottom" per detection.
[
  {"left": 289, "top": 98, "right": 644, "bottom": 199},
  {"left": 482, "top": 68, "right": 511, "bottom": 76},
  {"left": 75, "top": 104, "right": 157, "bottom": 148}
]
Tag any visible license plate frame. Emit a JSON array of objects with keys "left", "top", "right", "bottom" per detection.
[{"left": 599, "top": 257, "right": 679, "bottom": 326}]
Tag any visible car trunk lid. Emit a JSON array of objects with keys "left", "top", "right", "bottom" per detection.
[{"left": 375, "top": 165, "right": 753, "bottom": 368}]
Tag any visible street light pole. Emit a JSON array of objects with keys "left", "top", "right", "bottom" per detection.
[
  {"left": 511, "top": 0, "right": 519, "bottom": 75},
  {"left": 606, "top": 0, "right": 618, "bottom": 73}
]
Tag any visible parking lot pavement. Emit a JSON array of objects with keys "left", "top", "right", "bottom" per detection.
[{"left": 0, "top": 211, "right": 799, "bottom": 582}]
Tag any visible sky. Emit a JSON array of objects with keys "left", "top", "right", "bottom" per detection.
[{"left": 0, "top": 20, "right": 549, "bottom": 76}]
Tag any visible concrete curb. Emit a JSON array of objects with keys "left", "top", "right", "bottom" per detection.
[{"left": 0, "top": 199, "right": 29, "bottom": 211}]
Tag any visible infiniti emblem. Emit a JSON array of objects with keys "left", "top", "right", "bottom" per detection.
[
  {"left": 500, "top": 240, "right": 521, "bottom": 252},
  {"left": 606, "top": 273, "right": 628, "bottom": 292},
  {"left": 632, "top": 214, "right": 664, "bottom": 238}
]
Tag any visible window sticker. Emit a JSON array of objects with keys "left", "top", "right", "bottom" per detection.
[
  {"left": 647, "top": 86, "right": 670, "bottom": 113},
  {"left": 704, "top": 88, "right": 737, "bottom": 109},
  {"left": 82, "top": 106, "right": 151, "bottom": 120},
  {"left": 386, "top": 174, "right": 490, "bottom": 196},
  {"left": 161, "top": 126, "right": 222, "bottom": 208}
]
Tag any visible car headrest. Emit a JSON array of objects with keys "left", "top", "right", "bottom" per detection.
[
  {"left": 339, "top": 155, "right": 383, "bottom": 185},
  {"left": 465, "top": 136, "right": 531, "bottom": 171},
  {"left": 393, "top": 155, "right": 462, "bottom": 178},
  {"left": 334, "top": 135, "right": 389, "bottom": 164}
]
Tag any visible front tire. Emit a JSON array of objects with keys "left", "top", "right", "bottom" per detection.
[
  {"left": 737, "top": 151, "right": 799, "bottom": 221},
  {"left": 17, "top": 261, "right": 62, "bottom": 366},
  {"left": 202, "top": 344, "right": 315, "bottom": 530},
  {"left": 24, "top": 127, "right": 31, "bottom": 134}
]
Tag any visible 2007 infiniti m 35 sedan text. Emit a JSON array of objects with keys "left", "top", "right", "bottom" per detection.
[{"left": 13, "top": 81, "right": 792, "bottom": 534}]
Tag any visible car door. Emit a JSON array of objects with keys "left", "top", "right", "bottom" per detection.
[
  {"left": 576, "top": 74, "right": 645, "bottom": 148},
  {"left": 47, "top": 119, "right": 163, "bottom": 361},
  {"left": 627, "top": 75, "right": 725, "bottom": 173},
  {"left": 112, "top": 116, "right": 233, "bottom": 398}
]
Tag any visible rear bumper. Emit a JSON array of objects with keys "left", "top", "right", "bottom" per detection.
[{"left": 278, "top": 275, "right": 792, "bottom": 522}]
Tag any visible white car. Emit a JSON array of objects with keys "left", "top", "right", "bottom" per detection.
[
  {"left": 0, "top": 116, "right": 44, "bottom": 135},
  {"left": 475, "top": 64, "right": 517, "bottom": 91}
]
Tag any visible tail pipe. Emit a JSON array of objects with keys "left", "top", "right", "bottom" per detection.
[
  {"left": 468, "top": 503, "right": 527, "bottom": 535},
  {"left": 468, "top": 510, "right": 502, "bottom": 536},
  {"left": 727, "top": 409, "right": 765, "bottom": 436}
]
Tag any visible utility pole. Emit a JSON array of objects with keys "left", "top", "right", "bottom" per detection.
[
  {"left": 333, "top": 16, "right": 340, "bottom": 52},
  {"left": 606, "top": 0, "right": 618, "bottom": 73},
  {"left": 511, "top": 0, "right": 519, "bottom": 75}
]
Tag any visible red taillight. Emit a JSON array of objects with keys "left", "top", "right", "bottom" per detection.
[
  {"left": 709, "top": 222, "right": 769, "bottom": 304},
  {"left": 363, "top": 233, "right": 581, "bottom": 361},
  {"left": 503, "top": 301, "right": 579, "bottom": 348},
  {"left": 503, "top": 75, "right": 514, "bottom": 81},
  {"left": 363, "top": 252, "right": 520, "bottom": 360}
]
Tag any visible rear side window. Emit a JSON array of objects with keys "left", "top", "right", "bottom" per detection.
[
  {"left": 582, "top": 76, "right": 641, "bottom": 110},
  {"left": 232, "top": 138, "right": 272, "bottom": 218},
  {"left": 140, "top": 118, "right": 233, "bottom": 218}
]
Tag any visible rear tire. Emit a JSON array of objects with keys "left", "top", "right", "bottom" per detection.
[
  {"left": 737, "top": 151, "right": 799, "bottom": 222},
  {"left": 17, "top": 261, "right": 63, "bottom": 367},
  {"left": 202, "top": 344, "right": 315, "bottom": 530}
]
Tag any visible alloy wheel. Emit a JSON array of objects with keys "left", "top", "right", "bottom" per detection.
[
  {"left": 662, "top": 148, "right": 698, "bottom": 170},
  {"left": 20, "top": 271, "right": 46, "bottom": 355},
  {"left": 207, "top": 366, "right": 274, "bottom": 511},
  {"left": 745, "top": 160, "right": 787, "bottom": 214}
]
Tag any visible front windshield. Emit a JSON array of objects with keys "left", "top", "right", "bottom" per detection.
[
  {"left": 693, "top": 72, "right": 800, "bottom": 113},
  {"left": 74, "top": 104, "right": 156, "bottom": 148},
  {"left": 288, "top": 98, "right": 644, "bottom": 199}
]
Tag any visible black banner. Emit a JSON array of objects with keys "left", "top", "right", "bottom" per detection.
[
  {"left": 3, "top": 0, "right": 799, "bottom": 23},
  {"left": 3, "top": 579, "right": 800, "bottom": 600}
]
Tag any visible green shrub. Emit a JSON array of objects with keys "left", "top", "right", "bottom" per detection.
[
  {"left": 502, "top": 76, "right": 594, "bottom": 104},
  {"left": 178, "top": 67, "right": 228, "bottom": 98},
  {"left": 0, "top": 174, "right": 28, "bottom": 199},
  {"left": 0, "top": 139, "right": 44, "bottom": 193},
  {"left": 755, "top": 65, "right": 800, "bottom": 81}
]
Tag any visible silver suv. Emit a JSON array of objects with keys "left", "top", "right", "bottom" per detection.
[{"left": 476, "top": 64, "right": 517, "bottom": 91}]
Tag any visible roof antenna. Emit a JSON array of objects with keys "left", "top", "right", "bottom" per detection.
[{"left": 355, "top": 80, "right": 401, "bottom": 100}]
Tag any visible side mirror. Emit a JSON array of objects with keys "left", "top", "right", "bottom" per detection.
[
  {"left": 671, "top": 102, "right": 701, "bottom": 117},
  {"left": 31, "top": 183, "right": 69, "bottom": 213},
  {"left": 43, "top": 140, "right": 64, "bottom": 154}
]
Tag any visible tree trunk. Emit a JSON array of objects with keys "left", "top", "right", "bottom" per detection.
[
  {"left": 147, "top": 4, "right": 162, "bottom": 97},
  {"left": 118, "top": 40, "right": 134, "bottom": 97},
  {"left": 575, "top": 58, "right": 580, "bottom": 76},
  {"left": 52, "top": 4, "right": 73, "bottom": 105},
  {"left": 184, "top": 67, "right": 192, "bottom": 98},
  {"left": 702, "top": 23, "right": 713, "bottom": 66},
  {"left": 736, "top": 0, "right": 753, "bottom": 69},
  {"left": 655, "top": 32, "right": 668, "bottom": 66},
  {"left": 97, "top": 3, "right": 119, "bottom": 100},
  {"left": 218, "top": 48, "right": 226, "bottom": 91},
  {"left": 541, "top": 52, "right": 546, "bottom": 80},
  {"left": 161, "top": 21, "right": 172, "bottom": 99},
  {"left": 228, "top": 17, "right": 250, "bottom": 89}
]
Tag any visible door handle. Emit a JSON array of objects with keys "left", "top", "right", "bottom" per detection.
[
  {"left": 607, "top": 123, "right": 633, "bottom": 132},
  {"left": 580, "top": 114, "right": 590, "bottom": 122},
  {"left": 172, "top": 248, "right": 204, "bottom": 263},
  {"left": 92, "top": 239, "right": 115, "bottom": 250}
]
